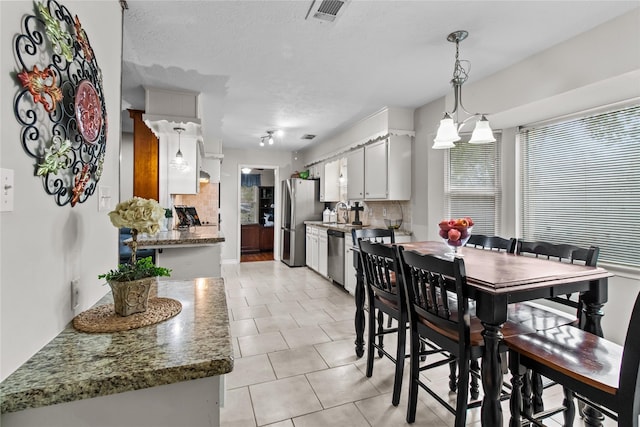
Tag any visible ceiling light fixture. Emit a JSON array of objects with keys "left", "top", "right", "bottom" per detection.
[
  {"left": 260, "top": 130, "right": 277, "bottom": 147},
  {"left": 170, "top": 126, "right": 189, "bottom": 171},
  {"left": 241, "top": 167, "right": 252, "bottom": 174},
  {"left": 432, "top": 30, "right": 496, "bottom": 149}
]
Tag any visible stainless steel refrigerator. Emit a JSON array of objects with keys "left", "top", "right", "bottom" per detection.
[{"left": 281, "top": 178, "right": 323, "bottom": 267}]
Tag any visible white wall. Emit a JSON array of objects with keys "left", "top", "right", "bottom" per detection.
[
  {"left": 0, "top": 0, "right": 122, "bottom": 379},
  {"left": 220, "top": 148, "right": 293, "bottom": 262}
]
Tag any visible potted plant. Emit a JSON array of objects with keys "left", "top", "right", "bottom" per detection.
[{"left": 99, "top": 197, "right": 171, "bottom": 316}]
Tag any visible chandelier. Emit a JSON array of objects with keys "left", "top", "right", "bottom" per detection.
[
  {"left": 432, "top": 30, "right": 496, "bottom": 149},
  {"left": 260, "top": 130, "right": 275, "bottom": 147},
  {"left": 170, "top": 126, "right": 189, "bottom": 171}
]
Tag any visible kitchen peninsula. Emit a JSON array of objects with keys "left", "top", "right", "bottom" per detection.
[
  {"left": 133, "top": 227, "right": 225, "bottom": 280},
  {"left": 0, "top": 278, "right": 233, "bottom": 427}
]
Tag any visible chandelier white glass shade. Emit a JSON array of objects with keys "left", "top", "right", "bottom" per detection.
[
  {"left": 170, "top": 126, "right": 189, "bottom": 171},
  {"left": 241, "top": 167, "right": 252, "bottom": 174},
  {"left": 432, "top": 30, "right": 496, "bottom": 149}
]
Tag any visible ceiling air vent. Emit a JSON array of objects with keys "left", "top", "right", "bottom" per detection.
[
  {"left": 301, "top": 134, "right": 316, "bottom": 140},
  {"left": 305, "top": 0, "right": 349, "bottom": 23}
]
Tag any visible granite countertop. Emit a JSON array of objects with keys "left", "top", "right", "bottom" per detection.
[
  {"left": 304, "top": 220, "right": 365, "bottom": 232},
  {"left": 0, "top": 278, "right": 233, "bottom": 414},
  {"left": 129, "top": 227, "right": 225, "bottom": 248}
]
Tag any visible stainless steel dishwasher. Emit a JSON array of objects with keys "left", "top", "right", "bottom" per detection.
[{"left": 327, "top": 229, "right": 345, "bottom": 286}]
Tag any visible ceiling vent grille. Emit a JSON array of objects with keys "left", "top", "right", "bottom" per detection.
[
  {"left": 301, "top": 134, "right": 316, "bottom": 140},
  {"left": 305, "top": 0, "right": 349, "bottom": 23}
]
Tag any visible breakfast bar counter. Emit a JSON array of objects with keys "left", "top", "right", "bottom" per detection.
[
  {"left": 133, "top": 227, "right": 225, "bottom": 280},
  {"left": 0, "top": 277, "right": 233, "bottom": 427}
]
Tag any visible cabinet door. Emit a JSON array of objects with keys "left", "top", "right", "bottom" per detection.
[
  {"left": 318, "top": 228, "right": 328, "bottom": 277},
  {"left": 323, "top": 160, "right": 341, "bottom": 202},
  {"left": 344, "top": 246, "right": 357, "bottom": 295},
  {"left": 364, "top": 139, "right": 388, "bottom": 199},
  {"left": 346, "top": 148, "right": 364, "bottom": 200},
  {"left": 318, "top": 162, "right": 325, "bottom": 201},
  {"left": 306, "top": 227, "right": 313, "bottom": 267},
  {"left": 310, "top": 228, "right": 319, "bottom": 271},
  {"left": 241, "top": 224, "right": 260, "bottom": 253}
]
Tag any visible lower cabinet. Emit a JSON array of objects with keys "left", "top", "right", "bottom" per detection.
[
  {"left": 318, "top": 228, "right": 328, "bottom": 277},
  {"left": 241, "top": 224, "right": 260, "bottom": 254},
  {"left": 306, "top": 225, "right": 328, "bottom": 278},
  {"left": 260, "top": 226, "right": 274, "bottom": 251}
]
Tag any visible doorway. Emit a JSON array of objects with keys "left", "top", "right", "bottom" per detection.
[{"left": 239, "top": 166, "right": 278, "bottom": 262}]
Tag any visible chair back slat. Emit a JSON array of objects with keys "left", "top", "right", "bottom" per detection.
[
  {"left": 352, "top": 228, "right": 395, "bottom": 245},
  {"left": 618, "top": 291, "right": 640, "bottom": 414},
  {"left": 398, "top": 247, "right": 470, "bottom": 346},
  {"left": 359, "top": 239, "right": 400, "bottom": 303},
  {"left": 466, "top": 235, "right": 516, "bottom": 253},
  {"left": 516, "top": 240, "right": 599, "bottom": 266}
]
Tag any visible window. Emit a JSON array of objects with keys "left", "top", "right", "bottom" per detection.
[
  {"left": 445, "top": 134, "right": 501, "bottom": 235},
  {"left": 519, "top": 104, "right": 640, "bottom": 267}
]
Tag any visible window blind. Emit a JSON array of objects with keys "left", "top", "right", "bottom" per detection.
[
  {"left": 446, "top": 134, "right": 501, "bottom": 235},
  {"left": 519, "top": 104, "right": 640, "bottom": 267}
]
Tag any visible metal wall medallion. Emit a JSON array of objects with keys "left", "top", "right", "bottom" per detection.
[{"left": 13, "top": 0, "right": 107, "bottom": 207}]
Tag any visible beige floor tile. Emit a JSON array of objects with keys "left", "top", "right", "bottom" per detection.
[
  {"left": 299, "top": 297, "right": 337, "bottom": 312},
  {"left": 275, "top": 290, "right": 311, "bottom": 302},
  {"left": 267, "top": 300, "right": 307, "bottom": 315},
  {"left": 262, "top": 420, "right": 293, "bottom": 427},
  {"left": 305, "top": 287, "right": 344, "bottom": 299},
  {"left": 220, "top": 386, "right": 257, "bottom": 427},
  {"left": 254, "top": 314, "right": 299, "bottom": 334},
  {"left": 313, "top": 338, "right": 360, "bottom": 368},
  {"left": 233, "top": 305, "right": 272, "bottom": 321},
  {"left": 226, "top": 354, "right": 276, "bottom": 389},
  {"left": 319, "top": 319, "right": 357, "bottom": 340},
  {"left": 280, "top": 325, "right": 332, "bottom": 348},
  {"left": 290, "top": 309, "right": 334, "bottom": 327},
  {"left": 227, "top": 296, "right": 249, "bottom": 309},
  {"left": 268, "top": 346, "right": 328, "bottom": 378},
  {"left": 322, "top": 304, "right": 357, "bottom": 322},
  {"left": 229, "top": 318, "right": 258, "bottom": 337},
  {"left": 250, "top": 375, "right": 323, "bottom": 426},
  {"left": 246, "top": 292, "right": 281, "bottom": 306},
  {"left": 355, "top": 391, "right": 449, "bottom": 427},
  {"left": 238, "top": 331, "right": 289, "bottom": 357},
  {"left": 227, "top": 287, "right": 261, "bottom": 298},
  {"left": 232, "top": 337, "right": 241, "bottom": 358},
  {"left": 292, "top": 403, "right": 370, "bottom": 427},
  {"left": 306, "top": 364, "right": 379, "bottom": 409}
]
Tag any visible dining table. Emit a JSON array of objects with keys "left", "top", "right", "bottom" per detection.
[{"left": 351, "top": 241, "right": 612, "bottom": 427}]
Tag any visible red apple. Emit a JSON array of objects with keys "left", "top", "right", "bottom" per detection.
[
  {"left": 438, "top": 220, "right": 450, "bottom": 231},
  {"left": 448, "top": 229, "right": 461, "bottom": 241},
  {"left": 439, "top": 229, "right": 449, "bottom": 239}
]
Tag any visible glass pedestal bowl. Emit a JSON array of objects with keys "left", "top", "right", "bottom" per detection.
[{"left": 440, "top": 226, "right": 473, "bottom": 257}]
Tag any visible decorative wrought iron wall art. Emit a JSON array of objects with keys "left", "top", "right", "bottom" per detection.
[{"left": 13, "top": 0, "right": 107, "bottom": 207}]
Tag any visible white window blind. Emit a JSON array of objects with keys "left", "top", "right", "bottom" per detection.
[
  {"left": 519, "top": 104, "right": 640, "bottom": 267},
  {"left": 445, "top": 134, "right": 501, "bottom": 235}
]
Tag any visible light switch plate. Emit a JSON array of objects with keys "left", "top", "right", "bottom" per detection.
[
  {"left": 98, "top": 186, "right": 112, "bottom": 212},
  {"left": 1, "top": 168, "right": 14, "bottom": 212}
]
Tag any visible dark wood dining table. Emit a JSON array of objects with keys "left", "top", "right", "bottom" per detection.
[{"left": 352, "top": 241, "right": 612, "bottom": 427}]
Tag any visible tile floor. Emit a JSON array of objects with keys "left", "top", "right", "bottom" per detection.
[{"left": 220, "top": 261, "right": 615, "bottom": 427}]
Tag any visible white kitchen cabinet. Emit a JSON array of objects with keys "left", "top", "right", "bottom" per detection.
[
  {"left": 306, "top": 226, "right": 313, "bottom": 267},
  {"left": 310, "top": 226, "right": 319, "bottom": 271},
  {"left": 345, "top": 135, "right": 411, "bottom": 201},
  {"left": 346, "top": 148, "right": 364, "bottom": 200},
  {"left": 345, "top": 245, "right": 357, "bottom": 296},
  {"left": 318, "top": 227, "right": 328, "bottom": 277},
  {"left": 322, "top": 159, "right": 340, "bottom": 202}
]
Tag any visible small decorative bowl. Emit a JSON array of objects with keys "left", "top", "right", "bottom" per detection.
[{"left": 384, "top": 218, "right": 402, "bottom": 230}]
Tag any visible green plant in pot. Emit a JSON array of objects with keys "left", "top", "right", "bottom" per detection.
[{"left": 99, "top": 197, "right": 171, "bottom": 316}]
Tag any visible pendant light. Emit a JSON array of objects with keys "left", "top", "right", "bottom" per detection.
[
  {"left": 432, "top": 30, "right": 496, "bottom": 149},
  {"left": 170, "top": 126, "right": 189, "bottom": 171}
]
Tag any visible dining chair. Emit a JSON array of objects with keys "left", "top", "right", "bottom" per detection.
[
  {"left": 506, "top": 291, "right": 640, "bottom": 427},
  {"left": 465, "top": 234, "right": 516, "bottom": 252},
  {"left": 397, "top": 247, "right": 528, "bottom": 426},
  {"left": 515, "top": 240, "right": 600, "bottom": 413},
  {"left": 357, "top": 239, "right": 406, "bottom": 406}
]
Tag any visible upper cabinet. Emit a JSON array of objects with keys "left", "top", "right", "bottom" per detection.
[
  {"left": 347, "top": 135, "right": 411, "bottom": 201},
  {"left": 322, "top": 159, "right": 341, "bottom": 202}
]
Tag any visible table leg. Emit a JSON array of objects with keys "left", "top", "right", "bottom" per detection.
[
  {"left": 481, "top": 322, "right": 504, "bottom": 427},
  {"left": 354, "top": 257, "right": 365, "bottom": 358},
  {"left": 581, "top": 300, "right": 606, "bottom": 427}
]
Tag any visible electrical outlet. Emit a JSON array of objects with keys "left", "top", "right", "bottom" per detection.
[
  {"left": 383, "top": 208, "right": 387, "bottom": 217},
  {"left": 71, "top": 279, "right": 79, "bottom": 310}
]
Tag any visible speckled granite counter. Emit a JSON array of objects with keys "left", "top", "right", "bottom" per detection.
[
  {"left": 130, "top": 227, "right": 225, "bottom": 248},
  {"left": 128, "top": 229, "right": 225, "bottom": 280},
  {"left": 0, "top": 278, "right": 233, "bottom": 415}
]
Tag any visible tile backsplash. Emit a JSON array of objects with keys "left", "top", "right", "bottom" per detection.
[
  {"left": 330, "top": 200, "right": 411, "bottom": 233},
  {"left": 173, "top": 182, "right": 219, "bottom": 227}
]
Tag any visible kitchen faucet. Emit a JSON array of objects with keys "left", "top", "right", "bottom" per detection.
[{"left": 336, "top": 201, "right": 350, "bottom": 223}]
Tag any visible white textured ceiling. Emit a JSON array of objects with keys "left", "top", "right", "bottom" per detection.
[{"left": 121, "top": 1, "right": 638, "bottom": 153}]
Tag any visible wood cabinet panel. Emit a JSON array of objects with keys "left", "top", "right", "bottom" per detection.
[
  {"left": 260, "top": 226, "right": 274, "bottom": 251},
  {"left": 241, "top": 224, "right": 261, "bottom": 254},
  {"left": 129, "top": 109, "right": 159, "bottom": 201}
]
